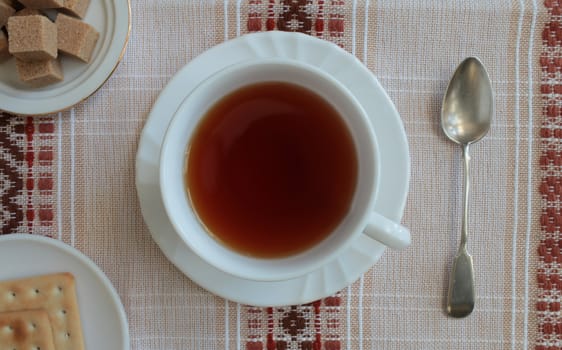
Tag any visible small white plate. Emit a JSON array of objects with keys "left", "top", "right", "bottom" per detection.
[
  {"left": 0, "top": 0, "right": 130, "bottom": 116},
  {"left": 136, "top": 31, "right": 410, "bottom": 306},
  {"left": 0, "top": 234, "right": 130, "bottom": 350}
]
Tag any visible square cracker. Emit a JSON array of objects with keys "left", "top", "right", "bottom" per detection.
[
  {"left": 0, "top": 273, "right": 85, "bottom": 350},
  {"left": 0, "top": 309, "right": 56, "bottom": 350}
]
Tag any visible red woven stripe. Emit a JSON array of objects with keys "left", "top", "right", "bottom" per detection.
[
  {"left": 25, "top": 117, "right": 34, "bottom": 232},
  {"left": 245, "top": 0, "right": 346, "bottom": 48},
  {"left": 242, "top": 3, "right": 344, "bottom": 347},
  {"left": 538, "top": 1, "right": 562, "bottom": 348},
  {"left": 0, "top": 114, "right": 56, "bottom": 236}
]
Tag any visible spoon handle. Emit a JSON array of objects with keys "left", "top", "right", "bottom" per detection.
[
  {"left": 460, "top": 144, "right": 470, "bottom": 249},
  {"left": 447, "top": 249, "right": 475, "bottom": 317},
  {"left": 447, "top": 144, "right": 475, "bottom": 317}
]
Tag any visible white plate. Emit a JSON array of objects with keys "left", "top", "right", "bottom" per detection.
[
  {"left": 0, "top": 0, "right": 130, "bottom": 115},
  {"left": 135, "top": 31, "right": 410, "bottom": 306},
  {"left": 0, "top": 234, "right": 129, "bottom": 350}
]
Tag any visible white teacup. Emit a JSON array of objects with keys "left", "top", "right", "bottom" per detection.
[{"left": 159, "top": 58, "right": 410, "bottom": 282}]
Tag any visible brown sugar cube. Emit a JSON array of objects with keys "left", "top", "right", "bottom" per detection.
[
  {"left": 0, "top": 0, "right": 21, "bottom": 8},
  {"left": 56, "top": 13, "right": 98, "bottom": 63},
  {"left": 0, "top": 31, "right": 9, "bottom": 60},
  {"left": 60, "top": 0, "right": 89, "bottom": 19},
  {"left": 7, "top": 15, "right": 57, "bottom": 61},
  {"left": 0, "top": 0, "right": 19, "bottom": 13},
  {"left": 16, "top": 58, "right": 63, "bottom": 87},
  {"left": 17, "top": 0, "right": 63, "bottom": 8},
  {"left": 0, "top": 1, "right": 15, "bottom": 27},
  {"left": 13, "top": 7, "right": 43, "bottom": 16}
]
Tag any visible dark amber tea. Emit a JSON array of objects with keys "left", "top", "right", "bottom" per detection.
[{"left": 186, "top": 82, "right": 358, "bottom": 258}]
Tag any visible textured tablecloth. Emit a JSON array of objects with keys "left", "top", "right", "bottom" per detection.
[{"left": 0, "top": 0, "right": 557, "bottom": 349}]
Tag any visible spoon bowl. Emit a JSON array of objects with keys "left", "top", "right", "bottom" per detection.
[
  {"left": 441, "top": 57, "right": 493, "bottom": 145},
  {"left": 441, "top": 57, "right": 493, "bottom": 318}
]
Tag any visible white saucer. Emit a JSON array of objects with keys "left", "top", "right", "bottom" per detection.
[
  {"left": 135, "top": 31, "right": 410, "bottom": 306},
  {"left": 0, "top": 0, "right": 130, "bottom": 115},
  {"left": 0, "top": 234, "right": 129, "bottom": 350}
]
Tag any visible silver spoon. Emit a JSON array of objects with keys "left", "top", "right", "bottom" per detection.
[{"left": 441, "top": 57, "right": 493, "bottom": 318}]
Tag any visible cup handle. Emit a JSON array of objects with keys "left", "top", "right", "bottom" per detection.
[{"left": 363, "top": 212, "right": 411, "bottom": 250}]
